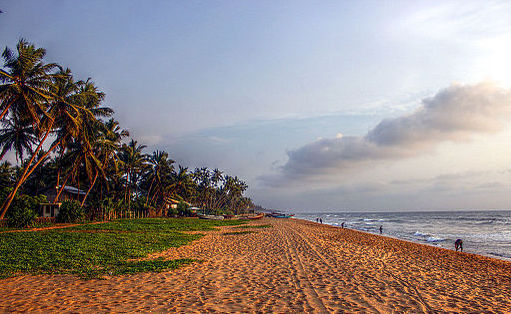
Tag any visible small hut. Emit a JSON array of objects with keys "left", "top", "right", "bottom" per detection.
[
  {"left": 39, "top": 185, "right": 87, "bottom": 217},
  {"left": 39, "top": 203, "right": 61, "bottom": 218},
  {"left": 163, "top": 197, "right": 190, "bottom": 209}
]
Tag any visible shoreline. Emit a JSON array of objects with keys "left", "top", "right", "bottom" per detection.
[
  {"left": 294, "top": 210, "right": 511, "bottom": 262},
  {"left": 1, "top": 217, "right": 510, "bottom": 312},
  {"left": 294, "top": 217, "right": 511, "bottom": 267}
]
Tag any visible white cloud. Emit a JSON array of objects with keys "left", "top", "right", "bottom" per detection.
[{"left": 274, "top": 82, "right": 511, "bottom": 181}]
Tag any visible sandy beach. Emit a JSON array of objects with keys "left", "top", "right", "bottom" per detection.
[{"left": 1, "top": 218, "right": 510, "bottom": 313}]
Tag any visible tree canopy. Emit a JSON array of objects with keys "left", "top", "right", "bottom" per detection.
[{"left": 0, "top": 39, "right": 254, "bottom": 219}]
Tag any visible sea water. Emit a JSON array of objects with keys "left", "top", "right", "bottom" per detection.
[{"left": 295, "top": 210, "right": 511, "bottom": 261}]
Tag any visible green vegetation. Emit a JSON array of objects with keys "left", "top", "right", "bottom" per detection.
[
  {"left": 6, "top": 194, "right": 46, "bottom": 228},
  {"left": 56, "top": 200, "right": 85, "bottom": 223},
  {"left": 234, "top": 224, "right": 272, "bottom": 229},
  {"left": 0, "top": 218, "right": 243, "bottom": 279},
  {"left": 0, "top": 38, "right": 256, "bottom": 222},
  {"left": 69, "top": 218, "right": 246, "bottom": 232},
  {"left": 223, "top": 230, "right": 255, "bottom": 235}
]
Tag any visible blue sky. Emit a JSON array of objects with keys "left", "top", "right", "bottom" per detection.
[{"left": 2, "top": 1, "right": 511, "bottom": 211}]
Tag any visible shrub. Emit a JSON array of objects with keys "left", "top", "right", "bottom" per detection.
[
  {"left": 167, "top": 206, "right": 178, "bottom": 217},
  {"left": 177, "top": 202, "right": 190, "bottom": 217},
  {"left": 6, "top": 194, "right": 46, "bottom": 228},
  {"left": 57, "top": 200, "right": 85, "bottom": 223}
]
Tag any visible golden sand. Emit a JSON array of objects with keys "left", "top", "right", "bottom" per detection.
[{"left": 1, "top": 218, "right": 510, "bottom": 313}]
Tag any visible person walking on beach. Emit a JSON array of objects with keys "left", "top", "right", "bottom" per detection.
[
  {"left": 379, "top": 225, "right": 383, "bottom": 234},
  {"left": 319, "top": 218, "right": 323, "bottom": 224},
  {"left": 455, "top": 239, "right": 463, "bottom": 252},
  {"left": 341, "top": 222, "right": 345, "bottom": 228}
]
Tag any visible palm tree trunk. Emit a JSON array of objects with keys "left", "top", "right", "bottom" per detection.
[
  {"left": 55, "top": 171, "right": 72, "bottom": 203},
  {"left": 54, "top": 155, "right": 81, "bottom": 203},
  {"left": 81, "top": 171, "right": 98, "bottom": 207},
  {"left": 150, "top": 186, "right": 160, "bottom": 205},
  {"left": 145, "top": 176, "right": 156, "bottom": 206},
  {"left": 123, "top": 171, "right": 129, "bottom": 206},
  {"left": 127, "top": 169, "right": 132, "bottom": 210},
  {"left": 0, "top": 96, "right": 18, "bottom": 122},
  {"left": 77, "top": 178, "right": 80, "bottom": 203},
  {"left": 56, "top": 168, "right": 60, "bottom": 189}
]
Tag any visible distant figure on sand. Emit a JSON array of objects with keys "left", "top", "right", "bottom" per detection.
[
  {"left": 379, "top": 225, "right": 383, "bottom": 234},
  {"left": 455, "top": 239, "right": 463, "bottom": 252},
  {"left": 319, "top": 218, "right": 323, "bottom": 224},
  {"left": 341, "top": 222, "right": 345, "bottom": 228},
  {"left": 316, "top": 218, "right": 319, "bottom": 223}
]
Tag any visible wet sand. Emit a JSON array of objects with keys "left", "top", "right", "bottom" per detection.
[{"left": 1, "top": 218, "right": 510, "bottom": 313}]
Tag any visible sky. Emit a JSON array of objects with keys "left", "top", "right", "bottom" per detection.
[{"left": 2, "top": 0, "right": 511, "bottom": 212}]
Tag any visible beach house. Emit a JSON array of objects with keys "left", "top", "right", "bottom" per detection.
[{"left": 39, "top": 185, "right": 87, "bottom": 217}]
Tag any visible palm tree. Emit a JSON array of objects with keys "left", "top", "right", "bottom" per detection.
[
  {"left": 170, "top": 165, "right": 195, "bottom": 201},
  {"left": 118, "top": 139, "right": 146, "bottom": 210},
  {"left": 74, "top": 79, "right": 112, "bottom": 206},
  {"left": 0, "top": 39, "right": 57, "bottom": 124},
  {"left": 93, "top": 118, "right": 128, "bottom": 204},
  {"left": 144, "top": 150, "right": 174, "bottom": 207},
  {"left": 0, "top": 115, "right": 37, "bottom": 161},
  {"left": 0, "top": 66, "right": 106, "bottom": 218},
  {"left": 53, "top": 77, "right": 112, "bottom": 205},
  {"left": 211, "top": 168, "right": 224, "bottom": 188}
]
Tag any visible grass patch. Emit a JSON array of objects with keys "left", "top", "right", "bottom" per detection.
[
  {"left": 234, "top": 224, "right": 272, "bottom": 229},
  {"left": 223, "top": 230, "right": 255, "bottom": 235},
  {"left": 69, "top": 218, "right": 246, "bottom": 232},
  {"left": 31, "top": 222, "right": 56, "bottom": 228},
  {"left": 0, "top": 218, "right": 243, "bottom": 279},
  {"left": 112, "top": 258, "right": 198, "bottom": 275}
]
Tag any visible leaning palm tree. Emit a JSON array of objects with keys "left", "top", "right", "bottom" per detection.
[
  {"left": 53, "top": 78, "right": 112, "bottom": 205},
  {"left": 0, "top": 67, "right": 107, "bottom": 218},
  {"left": 0, "top": 69, "right": 81, "bottom": 217}
]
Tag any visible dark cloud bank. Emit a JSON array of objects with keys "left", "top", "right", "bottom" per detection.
[{"left": 273, "top": 82, "right": 511, "bottom": 182}]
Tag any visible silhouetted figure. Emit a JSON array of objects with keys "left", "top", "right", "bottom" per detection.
[
  {"left": 341, "top": 222, "right": 345, "bottom": 228},
  {"left": 319, "top": 218, "right": 323, "bottom": 224},
  {"left": 316, "top": 218, "right": 319, "bottom": 223},
  {"left": 379, "top": 225, "right": 383, "bottom": 234},
  {"left": 455, "top": 239, "right": 463, "bottom": 252}
]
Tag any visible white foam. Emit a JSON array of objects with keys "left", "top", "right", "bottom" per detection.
[{"left": 426, "top": 236, "right": 446, "bottom": 242}]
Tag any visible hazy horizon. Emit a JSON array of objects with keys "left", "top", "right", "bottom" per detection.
[{"left": 2, "top": 1, "right": 511, "bottom": 212}]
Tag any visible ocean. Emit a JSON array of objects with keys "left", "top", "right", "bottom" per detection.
[{"left": 294, "top": 210, "right": 511, "bottom": 261}]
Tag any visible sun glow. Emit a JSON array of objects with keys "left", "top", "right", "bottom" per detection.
[{"left": 471, "top": 35, "right": 511, "bottom": 88}]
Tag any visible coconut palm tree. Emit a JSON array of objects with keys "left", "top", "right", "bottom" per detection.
[
  {"left": 119, "top": 139, "right": 146, "bottom": 210},
  {"left": 93, "top": 118, "right": 128, "bottom": 202},
  {"left": 0, "top": 115, "right": 37, "bottom": 161},
  {"left": 53, "top": 77, "right": 112, "bottom": 205},
  {"left": 169, "top": 165, "right": 195, "bottom": 201},
  {"left": 0, "top": 67, "right": 106, "bottom": 217},
  {"left": 0, "top": 39, "right": 57, "bottom": 124},
  {"left": 144, "top": 150, "right": 174, "bottom": 207}
]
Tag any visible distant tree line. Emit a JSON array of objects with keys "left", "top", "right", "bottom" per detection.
[{"left": 0, "top": 39, "right": 253, "bottom": 220}]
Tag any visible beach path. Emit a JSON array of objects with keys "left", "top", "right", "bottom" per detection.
[{"left": 1, "top": 218, "right": 510, "bottom": 313}]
